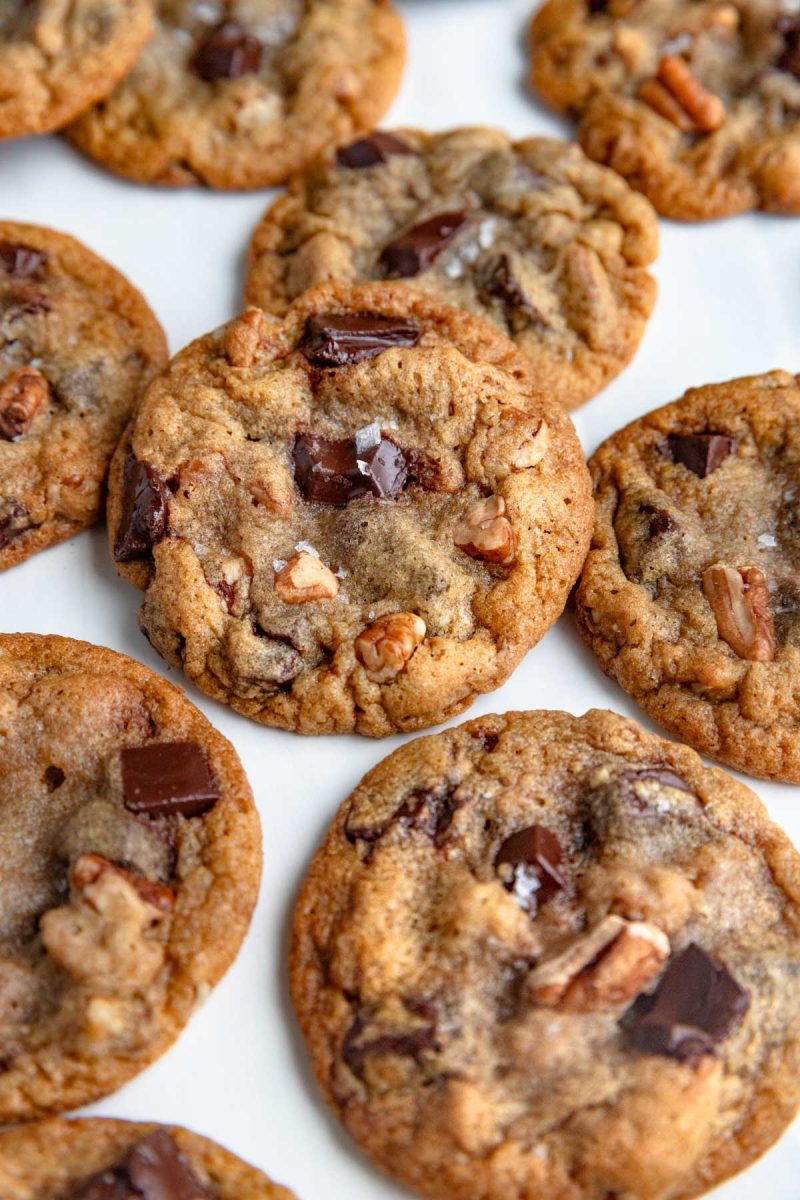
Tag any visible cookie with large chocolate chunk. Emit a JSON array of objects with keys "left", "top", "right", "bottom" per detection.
[
  {"left": 576, "top": 370, "right": 800, "bottom": 782},
  {"left": 290, "top": 708, "right": 800, "bottom": 1200},
  {"left": 106, "top": 282, "right": 592, "bottom": 737},
  {"left": 66, "top": 0, "right": 405, "bottom": 189},
  {"left": 0, "top": 221, "right": 167, "bottom": 572},
  {"left": 0, "top": 1, "right": 154, "bottom": 139},
  {"left": 0, "top": 634, "right": 261, "bottom": 1122},
  {"left": 245, "top": 127, "right": 658, "bottom": 410},
  {"left": 0, "top": 1118, "right": 295, "bottom": 1199},
  {"left": 529, "top": 0, "right": 800, "bottom": 219}
]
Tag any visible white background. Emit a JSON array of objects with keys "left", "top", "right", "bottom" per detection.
[{"left": 3, "top": 0, "right": 800, "bottom": 1193}]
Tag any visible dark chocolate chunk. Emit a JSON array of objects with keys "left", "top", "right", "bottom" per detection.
[
  {"left": 778, "top": 15, "right": 800, "bottom": 77},
  {"left": 640, "top": 503, "right": 676, "bottom": 538},
  {"left": 68, "top": 1169, "right": 137, "bottom": 1200},
  {"left": 344, "top": 998, "right": 439, "bottom": 1077},
  {"left": 626, "top": 943, "right": 750, "bottom": 1061},
  {"left": 191, "top": 19, "right": 263, "bottom": 81},
  {"left": 114, "top": 455, "right": 170, "bottom": 562},
  {"left": 299, "top": 312, "right": 421, "bottom": 368},
  {"left": 121, "top": 743, "right": 219, "bottom": 819},
  {"left": 0, "top": 240, "right": 48, "bottom": 281},
  {"left": 0, "top": 501, "right": 32, "bottom": 551},
  {"left": 619, "top": 765, "right": 692, "bottom": 796},
  {"left": 495, "top": 825, "right": 568, "bottom": 914},
  {"left": 69, "top": 1131, "right": 209, "bottom": 1200},
  {"left": 345, "top": 783, "right": 461, "bottom": 848},
  {"left": 379, "top": 211, "right": 469, "bottom": 278},
  {"left": 478, "top": 253, "right": 545, "bottom": 327},
  {"left": 336, "top": 131, "right": 415, "bottom": 168},
  {"left": 293, "top": 430, "right": 408, "bottom": 506},
  {"left": 665, "top": 433, "right": 735, "bottom": 478}
]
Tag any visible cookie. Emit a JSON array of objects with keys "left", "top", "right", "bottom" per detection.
[
  {"left": 245, "top": 128, "right": 659, "bottom": 411},
  {"left": 290, "top": 707, "right": 800, "bottom": 1200},
  {"left": 575, "top": 370, "right": 800, "bottom": 782},
  {"left": 66, "top": 0, "right": 405, "bottom": 189},
  {"left": 0, "top": 1, "right": 154, "bottom": 139},
  {"left": 0, "top": 1118, "right": 295, "bottom": 1199},
  {"left": 106, "top": 282, "right": 593, "bottom": 737},
  {"left": 529, "top": 0, "right": 800, "bottom": 219},
  {"left": 0, "top": 221, "right": 167, "bottom": 572},
  {"left": 0, "top": 634, "right": 261, "bottom": 1122}
]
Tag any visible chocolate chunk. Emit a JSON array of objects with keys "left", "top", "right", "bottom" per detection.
[
  {"left": 191, "top": 20, "right": 263, "bottom": 81},
  {"left": 70, "top": 1131, "right": 210, "bottom": 1200},
  {"left": 299, "top": 312, "right": 421, "bottom": 368},
  {"left": 640, "top": 503, "right": 676, "bottom": 538},
  {"left": 626, "top": 943, "right": 750, "bottom": 1060},
  {"left": 336, "top": 131, "right": 415, "bottom": 168},
  {"left": 0, "top": 501, "right": 31, "bottom": 551},
  {"left": 69, "top": 1170, "right": 137, "bottom": 1200},
  {"left": 121, "top": 742, "right": 219, "bottom": 819},
  {"left": 665, "top": 433, "right": 735, "bottom": 478},
  {"left": 344, "top": 999, "right": 439, "bottom": 1077},
  {"left": 778, "top": 15, "right": 800, "bottom": 77},
  {"left": 620, "top": 765, "right": 692, "bottom": 796},
  {"left": 293, "top": 431, "right": 408, "bottom": 506},
  {"left": 0, "top": 240, "right": 48, "bottom": 281},
  {"left": 478, "top": 253, "right": 544, "bottom": 327},
  {"left": 379, "top": 211, "right": 469, "bottom": 278},
  {"left": 345, "top": 783, "right": 461, "bottom": 848},
  {"left": 495, "top": 825, "right": 568, "bottom": 914},
  {"left": 114, "top": 455, "right": 170, "bottom": 562}
]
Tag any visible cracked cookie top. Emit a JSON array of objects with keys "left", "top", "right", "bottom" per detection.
[
  {"left": 0, "top": 634, "right": 261, "bottom": 1123},
  {"left": 0, "top": 0, "right": 155, "bottom": 138},
  {"left": 245, "top": 128, "right": 658, "bottom": 410},
  {"left": 576, "top": 370, "right": 800, "bottom": 781},
  {"left": 290, "top": 707, "right": 800, "bottom": 1200},
  {"left": 0, "top": 1118, "right": 296, "bottom": 1199},
  {"left": 66, "top": 0, "right": 405, "bottom": 189},
  {"left": 0, "top": 221, "right": 167, "bottom": 572},
  {"left": 107, "top": 282, "right": 592, "bottom": 737},
  {"left": 529, "top": 0, "right": 800, "bottom": 218}
]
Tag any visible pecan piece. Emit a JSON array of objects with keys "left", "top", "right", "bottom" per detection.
[
  {"left": 71, "top": 854, "right": 175, "bottom": 913},
  {"left": 454, "top": 495, "right": 516, "bottom": 565},
  {"left": 275, "top": 551, "right": 339, "bottom": 603},
  {"left": 528, "top": 915, "right": 669, "bottom": 1012},
  {"left": 224, "top": 307, "right": 268, "bottom": 367},
  {"left": 640, "top": 56, "right": 725, "bottom": 133},
  {"left": 702, "top": 563, "right": 775, "bottom": 662},
  {"left": 355, "top": 612, "right": 426, "bottom": 682},
  {"left": 0, "top": 367, "right": 49, "bottom": 440}
]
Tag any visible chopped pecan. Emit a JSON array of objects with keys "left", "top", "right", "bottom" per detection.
[
  {"left": 640, "top": 56, "right": 725, "bottom": 133},
  {"left": 454, "top": 495, "right": 516, "bottom": 565},
  {"left": 71, "top": 854, "right": 175, "bottom": 913},
  {"left": 528, "top": 915, "right": 669, "bottom": 1012},
  {"left": 275, "top": 551, "right": 339, "bottom": 603},
  {"left": 702, "top": 563, "right": 775, "bottom": 662},
  {"left": 224, "top": 307, "right": 268, "bottom": 367},
  {"left": 0, "top": 367, "right": 49, "bottom": 440},
  {"left": 481, "top": 413, "right": 550, "bottom": 480},
  {"left": 355, "top": 612, "right": 426, "bottom": 682}
]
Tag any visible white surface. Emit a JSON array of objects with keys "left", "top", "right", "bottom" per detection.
[{"left": 2, "top": 0, "right": 800, "bottom": 1194}]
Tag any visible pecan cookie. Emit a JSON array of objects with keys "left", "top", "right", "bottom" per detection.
[
  {"left": 290, "top": 707, "right": 800, "bottom": 1200},
  {"left": 0, "top": 1, "right": 154, "bottom": 139},
  {"left": 529, "top": 0, "right": 800, "bottom": 219},
  {"left": 66, "top": 0, "right": 405, "bottom": 189},
  {"left": 0, "top": 1118, "right": 295, "bottom": 1199},
  {"left": 0, "top": 634, "right": 261, "bottom": 1122},
  {"left": 0, "top": 221, "right": 167, "bottom": 572},
  {"left": 107, "top": 282, "right": 592, "bottom": 737},
  {"left": 245, "top": 128, "right": 659, "bottom": 411},
  {"left": 575, "top": 371, "right": 800, "bottom": 782}
]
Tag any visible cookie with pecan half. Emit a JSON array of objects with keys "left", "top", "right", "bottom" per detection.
[
  {"left": 0, "top": 221, "right": 167, "bottom": 571},
  {"left": 529, "top": 0, "right": 800, "bottom": 219},
  {"left": 290, "top": 707, "right": 800, "bottom": 1200},
  {"left": 245, "top": 127, "right": 658, "bottom": 411},
  {"left": 0, "top": 634, "right": 260, "bottom": 1122},
  {"left": 576, "top": 370, "right": 800, "bottom": 781},
  {"left": 107, "top": 283, "right": 592, "bottom": 737}
]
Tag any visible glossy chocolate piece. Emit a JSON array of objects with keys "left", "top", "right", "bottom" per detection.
[
  {"left": 191, "top": 20, "right": 263, "bottom": 81},
  {"left": 114, "top": 455, "right": 170, "bottom": 562},
  {"left": 778, "top": 15, "right": 800, "bottom": 77},
  {"left": 640, "top": 503, "right": 677, "bottom": 538},
  {"left": 69, "top": 1131, "right": 210, "bottom": 1200},
  {"left": 0, "top": 500, "right": 31, "bottom": 551},
  {"left": 0, "top": 240, "right": 48, "bottom": 280},
  {"left": 379, "top": 211, "right": 468, "bottom": 278},
  {"left": 121, "top": 743, "right": 219, "bottom": 819},
  {"left": 344, "top": 999, "right": 439, "bottom": 1077},
  {"left": 665, "top": 433, "right": 735, "bottom": 478},
  {"left": 495, "top": 824, "right": 568, "bottom": 913},
  {"left": 299, "top": 312, "right": 421, "bottom": 368},
  {"left": 336, "top": 132, "right": 415, "bottom": 168},
  {"left": 293, "top": 431, "right": 408, "bottom": 505}
]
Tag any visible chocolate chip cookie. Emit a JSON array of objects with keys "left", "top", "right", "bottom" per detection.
[
  {"left": 245, "top": 128, "right": 659, "bottom": 410},
  {"left": 0, "top": 1, "right": 154, "bottom": 139},
  {"left": 107, "top": 282, "right": 593, "bottom": 737},
  {"left": 529, "top": 0, "right": 800, "bottom": 219},
  {"left": 0, "top": 1118, "right": 295, "bottom": 1198},
  {"left": 576, "top": 370, "right": 800, "bottom": 782},
  {"left": 66, "top": 0, "right": 405, "bottom": 189},
  {"left": 0, "top": 221, "right": 167, "bottom": 572},
  {"left": 290, "top": 707, "right": 800, "bottom": 1200},
  {"left": 0, "top": 634, "right": 261, "bottom": 1122}
]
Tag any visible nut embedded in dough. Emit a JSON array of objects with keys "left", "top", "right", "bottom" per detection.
[
  {"left": 275, "top": 551, "right": 340, "bottom": 603},
  {"left": 454, "top": 495, "right": 516, "bottom": 565},
  {"left": 355, "top": 612, "right": 426, "bottom": 682},
  {"left": 702, "top": 563, "right": 775, "bottom": 662}
]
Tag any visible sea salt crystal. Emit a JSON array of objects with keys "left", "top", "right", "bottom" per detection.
[
  {"left": 355, "top": 421, "right": 381, "bottom": 452},
  {"left": 757, "top": 533, "right": 777, "bottom": 549},
  {"left": 294, "top": 541, "right": 319, "bottom": 558},
  {"left": 272, "top": 559, "right": 287, "bottom": 572},
  {"left": 335, "top": 567, "right": 349, "bottom": 579},
  {"left": 478, "top": 217, "right": 497, "bottom": 249},
  {"left": 443, "top": 257, "right": 465, "bottom": 279}
]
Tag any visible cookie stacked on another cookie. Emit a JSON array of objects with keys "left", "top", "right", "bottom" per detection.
[
  {"left": 246, "top": 127, "right": 659, "bottom": 409},
  {"left": 291, "top": 707, "right": 800, "bottom": 1200},
  {"left": 529, "top": 0, "right": 800, "bottom": 218},
  {"left": 0, "top": 634, "right": 261, "bottom": 1121}
]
